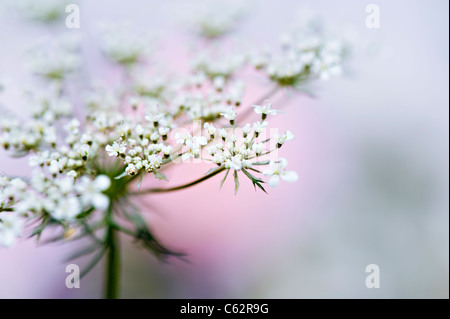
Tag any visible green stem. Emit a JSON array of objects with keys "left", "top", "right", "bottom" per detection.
[
  {"left": 130, "top": 166, "right": 226, "bottom": 195},
  {"left": 105, "top": 206, "right": 120, "bottom": 299}
]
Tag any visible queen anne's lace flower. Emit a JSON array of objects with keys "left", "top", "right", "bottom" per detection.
[
  {"left": 101, "top": 27, "right": 151, "bottom": 66},
  {"left": 252, "top": 100, "right": 281, "bottom": 120},
  {"left": 274, "top": 131, "right": 295, "bottom": 148},
  {"left": 0, "top": 7, "right": 350, "bottom": 295},
  {"left": 263, "top": 158, "right": 298, "bottom": 188},
  {"left": 220, "top": 106, "right": 237, "bottom": 124},
  {"left": 0, "top": 213, "right": 24, "bottom": 247},
  {"left": 106, "top": 141, "right": 127, "bottom": 157},
  {"left": 75, "top": 175, "right": 111, "bottom": 211}
]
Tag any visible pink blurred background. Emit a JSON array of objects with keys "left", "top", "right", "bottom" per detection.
[{"left": 0, "top": 0, "right": 448, "bottom": 298}]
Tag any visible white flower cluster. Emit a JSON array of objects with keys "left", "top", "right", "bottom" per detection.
[
  {"left": 0, "top": 5, "right": 350, "bottom": 256},
  {"left": 196, "top": 101, "right": 297, "bottom": 190},
  {"left": 131, "top": 71, "right": 173, "bottom": 100},
  {"left": 104, "top": 108, "right": 176, "bottom": 178},
  {"left": 101, "top": 28, "right": 151, "bottom": 66},
  {"left": 0, "top": 89, "right": 73, "bottom": 153},
  {"left": 26, "top": 35, "right": 81, "bottom": 81},
  {"left": 0, "top": 173, "right": 111, "bottom": 247},
  {"left": 172, "top": 73, "right": 245, "bottom": 120},
  {"left": 194, "top": 53, "right": 244, "bottom": 80},
  {"left": 183, "top": 1, "right": 247, "bottom": 39},
  {"left": 16, "top": 0, "right": 69, "bottom": 22},
  {"left": 248, "top": 29, "right": 347, "bottom": 87}
]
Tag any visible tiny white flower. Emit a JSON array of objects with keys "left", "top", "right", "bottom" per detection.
[
  {"left": 0, "top": 176, "right": 9, "bottom": 188},
  {"left": 145, "top": 112, "right": 165, "bottom": 124},
  {"left": 128, "top": 138, "right": 138, "bottom": 147},
  {"left": 253, "top": 121, "right": 268, "bottom": 134},
  {"left": 312, "top": 54, "right": 343, "bottom": 81},
  {"left": 148, "top": 144, "right": 162, "bottom": 153},
  {"left": 213, "top": 76, "right": 225, "bottom": 90},
  {"left": 190, "top": 144, "right": 201, "bottom": 158},
  {"left": 274, "top": 130, "right": 294, "bottom": 146},
  {"left": 135, "top": 125, "right": 145, "bottom": 136},
  {"left": 242, "top": 159, "right": 252, "bottom": 169},
  {"left": 55, "top": 177, "right": 74, "bottom": 194},
  {"left": 67, "top": 170, "right": 77, "bottom": 179},
  {"left": 185, "top": 136, "right": 207, "bottom": 150},
  {"left": 76, "top": 175, "right": 111, "bottom": 211},
  {"left": 220, "top": 106, "right": 237, "bottom": 121},
  {"left": 181, "top": 152, "right": 193, "bottom": 162},
  {"left": 51, "top": 196, "right": 82, "bottom": 221},
  {"left": 158, "top": 127, "right": 170, "bottom": 136},
  {"left": 150, "top": 132, "right": 160, "bottom": 142},
  {"left": 242, "top": 123, "right": 252, "bottom": 135},
  {"left": 94, "top": 175, "right": 111, "bottom": 192},
  {"left": 65, "top": 119, "right": 80, "bottom": 134},
  {"left": 225, "top": 155, "right": 243, "bottom": 171},
  {"left": 252, "top": 100, "right": 280, "bottom": 118},
  {"left": 144, "top": 155, "right": 162, "bottom": 171},
  {"left": 252, "top": 143, "right": 265, "bottom": 155},
  {"left": 126, "top": 163, "right": 139, "bottom": 175},
  {"left": 0, "top": 214, "right": 24, "bottom": 247},
  {"left": 212, "top": 152, "right": 225, "bottom": 165},
  {"left": 207, "top": 145, "right": 217, "bottom": 156},
  {"left": 10, "top": 178, "right": 27, "bottom": 192},
  {"left": 162, "top": 145, "right": 172, "bottom": 156},
  {"left": 263, "top": 158, "right": 298, "bottom": 188},
  {"left": 48, "top": 160, "right": 59, "bottom": 175},
  {"left": 77, "top": 144, "right": 90, "bottom": 159},
  {"left": 176, "top": 133, "right": 192, "bottom": 145},
  {"left": 204, "top": 123, "right": 216, "bottom": 137},
  {"left": 106, "top": 141, "right": 126, "bottom": 157},
  {"left": 80, "top": 133, "right": 93, "bottom": 145}
]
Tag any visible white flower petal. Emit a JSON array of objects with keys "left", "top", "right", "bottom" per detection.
[
  {"left": 281, "top": 170, "right": 298, "bottom": 182},
  {"left": 285, "top": 131, "right": 294, "bottom": 141},
  {"left": 268, "top": 175, "right": 280, "bottom": 188},
  {"left": 279, "top": 158, "right": 288, "bottom": 169},
  {"left": 195, "top": 136, "right": 208, "bottom": 146},
  {"left": 181, "top": 153, "right": 192, "bottom": 161},
  {"left": 94, "top": 175, "right": 111, "bottom": 191},
  {"left": 92, "top": 193, "right": 110, "bottom": 210},
  {"left": 0, "top": 231, "right": 16, "bottom": 247}
]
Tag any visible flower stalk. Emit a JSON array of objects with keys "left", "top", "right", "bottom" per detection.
[{"left": 105, "top": 204, "right": 120, "bottom": 299}]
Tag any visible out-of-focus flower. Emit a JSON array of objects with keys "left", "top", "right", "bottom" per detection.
[
  {"left": 101, "top": 28, "right": 151, "bottom": 66},
  {"left": 263, "top": 158, "right": 298, "bottom": 188},
  {"left": 17, "top": 0, "right": 69, "bottom": 23},
  {"left": 0, "top": 213, "right": 24, "bottom": 247}
]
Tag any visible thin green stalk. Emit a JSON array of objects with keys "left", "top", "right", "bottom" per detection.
[
  {"left": 130, "top": 166, "right": 226, "bottom": 195},
  {"left": 105, "top": 205, "right": 120, "bottom": 299}
]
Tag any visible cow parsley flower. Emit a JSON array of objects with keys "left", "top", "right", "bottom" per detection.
[
  {"left": 76, "top": 175, "right": 111, "bottom": 211},
  {"left": 101, "top": 27, "right": 151, "bottom": 66},
  {"left": 263, "top": 158, "right": 298, "bottom": 188},
  {"left": 0, "top": 213, "right": 24, "bottom": 247},
  {"left": 252, "top": 99, "right": 281, "bottom": 120},
  {"left": 106, "top": 141, "right": 127, "bottom": 157},
  {"left": 0, "top": 6, "right": 350, "bottom": 299},
  {"left": 274, "top": 131, "right": 295, "bottom": 148},
  {"left": 51, "top": 196, "right": 82, "bottom": 221},
  {"left": 220, "top": 106, "right": 237, "bottom": 125}
]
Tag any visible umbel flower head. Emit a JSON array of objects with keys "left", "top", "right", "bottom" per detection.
[{"left": 0, "top": 3, "right": 351, "bottom": 298}]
